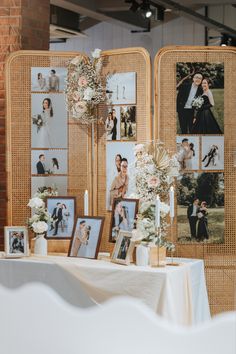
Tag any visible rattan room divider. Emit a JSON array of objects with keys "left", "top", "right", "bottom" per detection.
[
  {"left": 5, "top": 48, "right": 151, "bottom": 254},
  {"left": 154, "top": 46, "right": 236, "bottom": 315}
]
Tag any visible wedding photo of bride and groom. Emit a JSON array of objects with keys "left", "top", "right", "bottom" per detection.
[
  {"left": 177, "top": 172, "right": 224, "bottom": 244},
  {"left": 176, "top": 135, "right": 224, "bottom": 172},
  {"left": 176, "top": 62, "right": 224, "bottom": 135}
]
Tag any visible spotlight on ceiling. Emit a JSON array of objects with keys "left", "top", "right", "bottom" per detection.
[
  {"left": 140, "top": 0, "right": 152, "bottom": 19},
  {"left": 129, "top": 0, "right": 140, "bottom": 12}
]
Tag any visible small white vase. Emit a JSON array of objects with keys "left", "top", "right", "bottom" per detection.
[
  {"left": 34, "top": 234, "right": 47, "bottom": 256},
  {"left": 136, "top": 244, "right": 149, "bottom": 266}
]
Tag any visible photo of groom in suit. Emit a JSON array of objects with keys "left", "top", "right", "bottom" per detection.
[
  {"left": 36, "top": 154, "right": 46, "bottom": 174},
  {"left": 187, "top": 198, "right": 200, "bottom": 239},
  {"left": 177, "top": 72, "right": 203, "bottom": 134},
  {"left": 50, "top": 202, "right": 63, "bottom": 236}
]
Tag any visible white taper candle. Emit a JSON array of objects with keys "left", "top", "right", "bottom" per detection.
[
  {"left": 84, "top": 190, "right": 89, "bottom": 216},
  {"left": 169, "top": 186, "right": 175, "bottom": 218},
  {"left": 155, "top": 195, "right": 160, "bottom": 228}
]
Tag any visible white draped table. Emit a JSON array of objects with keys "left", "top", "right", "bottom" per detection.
[{"left": 0, "top": 256, "right": 210, "bottom": 326}]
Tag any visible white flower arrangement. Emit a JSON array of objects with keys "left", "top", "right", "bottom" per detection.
[
  {"left": 65, "top": 48, "right": 105, "bottom": 124},
  {"left": 27, "top": 186, "right": 57, "bottom": 235},
  {"left": 192, "top": 96, "right": 204, "bottom": 109},
  {"left": 133, "top": 142, "right": 180, "bottom": 250}
]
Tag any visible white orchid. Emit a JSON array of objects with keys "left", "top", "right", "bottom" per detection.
[
  {"left": 28, "top": 197, "right": 44, "bottom": 209},
  {"left": 91, "top": 48, "right": 102, "bottom": 59}
]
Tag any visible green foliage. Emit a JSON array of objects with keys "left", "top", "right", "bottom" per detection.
[
  {"left": 176, "top": 62, "right": 224, "bottom": 88},
  {"left": 177, "top": 173, "right": 224, "bottom": 207}
]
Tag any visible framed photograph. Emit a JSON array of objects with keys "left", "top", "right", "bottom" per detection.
[
  {"left": 68, "top": 216, "right": 104, "bottom": 259},
  {"left": 176, "top": 136, "right": 200, "bottom": 172},
  {"left": 201, "top": 136, "right": 224, "bottom": 171},
  {"left": 111, "top": 230, "right": 135, "bottom": 265},
  {"left": 31, "top": 93, "right": 68, "bottom": 149},
  {"left": 4, "top": 226, "right": 29, "bottom": 258},
  {"left": 31, "top": 176, "right": 68, "bottom": 196},
  {"left": 106, "top": 72, "right": 136, "bottom": 105},
  {"left": 106, "top": 142, "right": 136, "bottom": 210},
  {"left": 46, "top": 197, "right": 76, "bottom": 239},
  {"left": 177, "top": 172, "right": 224, "bottom": 244},
  {"left": 31, "top": 149, "right": 68, "bottom": 175},
  {"left": 120, "top": 106, "right": 136, "bottom": 141},
  {"left": 31, "top": 67, "right": 67, "bottom": 92},
  {"left": 176, "top": 62, "right": 224, "bottom": 135},
  {"left": 109, "top": 198, "right": 139, "bottom": 243},
  {"left": 105, "top": 107, "right": 121, "bottom": 141}
]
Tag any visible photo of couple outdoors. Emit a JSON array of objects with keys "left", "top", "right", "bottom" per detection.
[
  {"left": 177, "top": 173, "right": 224, "bottom": 243},
  {"left": 176, "top": 62, "right": 224, "bottom": 134}
]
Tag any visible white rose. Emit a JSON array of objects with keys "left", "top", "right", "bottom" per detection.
[
  {"left": 28, "top": 197, "right": 44, "bottom": 209},
  {"left": 91, "top": 48, "right": 102, "bottom": 59},
  {"left": 32, "top": 221, "right": 48, "bottom": 234},
  {"left": 83, "top": 87, "right": 95, "bottom": 101}
]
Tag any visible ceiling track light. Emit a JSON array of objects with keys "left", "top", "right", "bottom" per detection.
[
  {"left": 140, "top": 0, "right": 152, "bottom": 19},
  {"left": 129, "top": 0, "right": 140, "bottom": 13}
]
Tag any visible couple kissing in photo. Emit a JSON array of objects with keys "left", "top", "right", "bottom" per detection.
[
  {"left": 177, "top": 138, "right": 195, "bottom": 171},
  {"left": 187, "top": 198, "right": 209, "bottom": 242},
  {"left": 177, "top": 72, "right": 222, "bottom": 134}
]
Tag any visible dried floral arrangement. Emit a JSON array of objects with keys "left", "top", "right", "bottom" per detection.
[
  {"left": 65, "top": 49, "right": 105, "bottom": 124},
  {"left": 131, "top": 142, "right": 180, "bottom": 250}
]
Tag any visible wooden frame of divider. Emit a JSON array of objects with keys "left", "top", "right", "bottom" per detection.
[{"left": 154, "top": 46, "right": 236, "bottom": 315}]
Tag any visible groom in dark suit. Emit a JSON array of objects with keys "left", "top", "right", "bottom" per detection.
[
  {"left": 177, "top": 72, "right": 203, "bottom": 134},
  {"left": 112, "top": 108, "right": 117, "bottom": 140},
  {"left": 51, "top": 202, "right": 63, "bottom": 236},
  {"left": 36, "top": 154, "right": 46, "bottom": 174},
  {"left": 187, "top": 198, "right": 200, "bottom": 239}
]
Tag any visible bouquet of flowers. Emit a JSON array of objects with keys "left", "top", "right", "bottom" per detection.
[
  {"left": 65, "top": 48, "right": 105, "bottom": 124},
  {"left": 32, "top": 114, "right": 44, "bottom": 133},
  {"left": 191, "top": 96, "right": 204, "bottom": 110},
  {"left": 131, "top": 142, "right": 180, "bottom": 250},
  {"left": 27, "top": 186, "right": 57, "bottom": 235}
]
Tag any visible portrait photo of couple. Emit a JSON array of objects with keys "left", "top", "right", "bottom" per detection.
[
  {"left": 176, "top": 62, "right": 224, "bottom": 135},
  {"left": 31, "top": 93, "right": 68, "bottom": 149},
  {"left": 106, "top": 72, "right": 136, "bottom": 105},
  {"left": 68, "top": 217, "right": 104, "bottom": 259},
  {"left": 109, "top": 198, "right": 138, "bottom": 242},
  {"left": 31, "top": 149, "right": 68, "bottom": 175},
  {"left": 120, "top": 106, "right": 136, "bottom": 141},
  {"left": 177, "top": 172, "right": 224, "bottom": 243},
  {"left": 105, "top": 107, "right": 121, "bottom": 141},
  {"left": 4, "top": 227, "right": 28, "bottom": 258},
  {"left": 31, "top": 67, "right": 67, "bottom": 92},
  {"left": 176, "top": 136, "right": 199, "bottom": 171},
  {"left": 46, "top": 197, "right": 76, "bottom": 238},
  {"left": 106, "top": 142, "right": 136, "bottom": 210},
  {"left": 201, "top": 136, "right": 224, "bottom": 171}
]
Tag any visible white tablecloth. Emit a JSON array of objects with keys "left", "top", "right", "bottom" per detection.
[{"left": 0, "top": 256, "right": 210, "bottom": 326}]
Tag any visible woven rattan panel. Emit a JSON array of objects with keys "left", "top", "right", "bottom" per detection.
[
  {"left": 6, "top": 51, "right": 90, "bottom": 253},
  {"left": 95, "top": 48, "right": 151, "bottom": 254},
  {"left": 154, "top": 47, "right": 236, "bottom": 315}
]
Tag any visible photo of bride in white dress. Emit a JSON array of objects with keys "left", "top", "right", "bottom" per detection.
[
  {"left": 176, "top": 136, "right": 199, "bottom": 171},
  {"left": 31, "top": 93, "right": 67, "bottom": 148}
]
